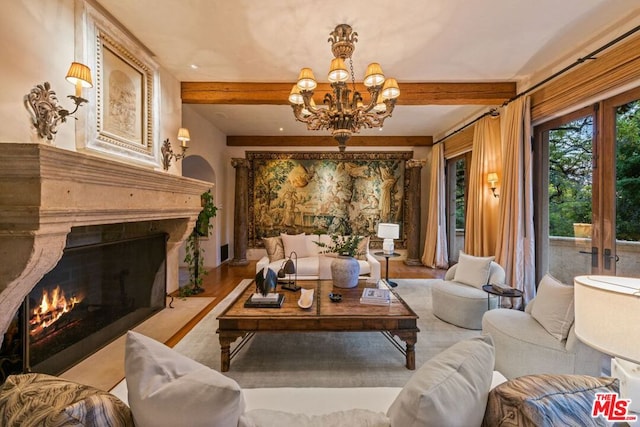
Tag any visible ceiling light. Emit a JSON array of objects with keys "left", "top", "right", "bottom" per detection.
[{"left": 290, "top": 24, "right": 400, "bottom": 151}]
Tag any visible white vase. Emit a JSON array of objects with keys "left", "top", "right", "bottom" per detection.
[{"left": 331, "top": 255, "right": 360, "bottom": 288}]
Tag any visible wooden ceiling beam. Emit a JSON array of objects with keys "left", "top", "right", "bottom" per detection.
[
  {"left": 181, "top": 82, "right": 516, "bottom": 106},
  {"left": 227, "top": 135, "right": 433, "bottom": 147}
]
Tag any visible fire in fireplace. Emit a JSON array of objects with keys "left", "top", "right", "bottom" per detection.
[{"left": 0, "top": 223, "right": 168, "bottom": 381}]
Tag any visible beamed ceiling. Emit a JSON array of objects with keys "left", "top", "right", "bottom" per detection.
[{"left": 96, "top": 0, "right": 640, "bottom": 147}]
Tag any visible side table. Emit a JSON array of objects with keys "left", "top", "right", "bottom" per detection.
[
  {"left": 374, "top": 252, "right": 400, "bottom": 287},
  {"left": 481, "top": 284, "right": 523, "bottom": 310}
]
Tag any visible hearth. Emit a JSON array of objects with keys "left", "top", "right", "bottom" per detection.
[{"left": 1, "top": 225, "right": 167, "bottom": 379}]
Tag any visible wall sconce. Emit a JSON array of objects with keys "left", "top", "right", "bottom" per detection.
[
  {"left": 487, "top": 172, "right": 499, "bottom": 198},
  {"left": 24, "top": 62, "right": 93, "bottom": 141},
  {"left": 278, "top": 251, "right": 300, "bottom": 291},
  {"left": 161, "top": 127, "right": 190, "bottom": 170}
]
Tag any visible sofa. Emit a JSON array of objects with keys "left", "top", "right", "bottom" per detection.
[
  {"left": 0, "top": 331, "right": 620, "bottom": 426},
  {"left": 482, "top": 274, "right": 604, "bottom": 380},
  {"left": 432, "top": 252, "right": 506, "bottom": 330},
  {"left": 257, "top": 233, "right": 381, "bottom": 281}
]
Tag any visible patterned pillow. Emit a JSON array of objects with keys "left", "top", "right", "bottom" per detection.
[
  {"left": 0, "top": 373, "right": 133, "bottom": 427},
  {"left": 263, "top": 236, "right": 284, "bottom": 261},
  {"left": 356, "top": 236, "right": 370, "bottom": 260},
  {"left": 483, "top": 374, "right": 619, "bottom": 427}
]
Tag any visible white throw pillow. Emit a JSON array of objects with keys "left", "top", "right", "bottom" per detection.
[
  {"left": 453, "top": 251, "right": 495, "bottom": 289},
  {"left": 386, "top": 335, "right": 495, "bottom": 427},
  {"left": 124, "top": 331, "right": 245, "bottom": 427},
  {"left": 280, "top": 233, "right": 311, "bottom": 258},
  {"left": 530, "top": 274, "right": 575, "bottom": 341}
]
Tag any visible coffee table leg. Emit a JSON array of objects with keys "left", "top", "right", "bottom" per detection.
[
  {"left": 392, "top": 331, "right": 417, "bottom": 370},
  {"left": 218, "top": 332, "right": 244, "bottom": 372}
]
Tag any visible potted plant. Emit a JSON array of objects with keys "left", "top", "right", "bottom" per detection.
[
  {"left": 182, "top": 190, "right": 217, "bottom": 296},
  {"left": 315, "top": 234, "right": 364, "bottom": 288}
]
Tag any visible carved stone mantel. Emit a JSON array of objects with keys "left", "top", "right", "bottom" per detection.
[{"left": 0, "top": 143, "right": 212, "bottom": 347}]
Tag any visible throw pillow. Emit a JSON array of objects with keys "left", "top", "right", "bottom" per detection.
[
  {"left": 356, "top": 236, "right": 370, "bottom": 260},
  {"left": 453, "top": 251, "right": 495, "bottom": 289},
  {"left": 483, "top": 374, "right": 619, "bottom": 427},
  {"left": 263, "top": 236, "right": 284, "bottom": 262},
  {"left": 125, "top": 331, "right": 245, "bottom": 427},
  {"left": 0, "top": 373, "right": 133, "bottom": 427},
  {"left": 280, "top": 233, "right": 310, "bottom": 258},
  {"left": 386, "top": 335, "right": 495, "bottom": 427},
  {"left": 530, "top": 274, "right": 575, "bottom": 341}
]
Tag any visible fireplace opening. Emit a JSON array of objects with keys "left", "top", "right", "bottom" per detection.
[{"left": 1, "top": 225, "right": 168, "bottom": 380}]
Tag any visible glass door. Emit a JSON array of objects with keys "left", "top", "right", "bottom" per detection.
[
  {"left": 446, "top": 153, "right": 470, "bottom": 263},
  {"left": 602, "top": 88, "right": 640, "bottom": 277},
  {"left": 535, "top": 87, "right": 640, "bottom": 282}
]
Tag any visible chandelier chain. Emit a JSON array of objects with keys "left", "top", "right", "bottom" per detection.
[{"left": 348, "top": 57, "right": 356, "bottom": 93}]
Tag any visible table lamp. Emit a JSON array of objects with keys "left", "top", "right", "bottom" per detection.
[
  {"left": 377, "top": 223, "right": 400, "bottom": 255},
  {"left": 278, "top": 251, "right": 300, "bottom": 291},
  {"left": 574, "top": 275, "right": 640, "bottom": 414}
]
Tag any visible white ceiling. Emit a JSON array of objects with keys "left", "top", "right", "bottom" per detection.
[{"left": 96, "top": 0, "right": 640, "bottom": 138}]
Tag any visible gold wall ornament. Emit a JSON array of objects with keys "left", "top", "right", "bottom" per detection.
[{"left": 290, "top": 24, "right": 400, "bottom": 151}]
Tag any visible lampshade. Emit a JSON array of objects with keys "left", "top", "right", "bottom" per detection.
[
  {"left": 487, "top": 173, "right": 498, "bottom": 185},
  {"left": 328, "top": 58, "right": 348, "bottom": 83},
  {"left": 377, "top": 223, "right": 400, "bottom": 239},
  {"left": 574, "top": 275, "right": 640, "bottom": 364},
  {"left": 283, "top": 258, "right": 296, "bottom": 275},
  {"left": 65, "top": 62, "right": 93, "bottom": 88},
  {"left": 381, "top": 78, "right": 400, "bottom": 100},
  {"left": 373, "top": 93, "right": 386, "bottom": 112},
  {"left": 364, "top": 63, "right": 385, "bottom": 87},
  {"left": 177, "top": 127, "right": 190, "bottom": 142},
  {"left": 289, "top": 84, "right": 304, "bottom": 105},
  {"left": 297, "top": 68, "right": 317, "bottom": 90}
]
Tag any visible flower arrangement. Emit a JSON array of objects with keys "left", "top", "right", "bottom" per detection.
[{"left": 315, "top": 234, "right": 364, "bottom": 257}]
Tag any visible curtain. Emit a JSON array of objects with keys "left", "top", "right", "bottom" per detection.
[
  {"left": 495, "top": 97, "right": 536, "bottom": 306},
  {"left": 464, "top": 116, "right": 502, "bottom": 256},
  {"left": 421, "top": 143, "right": 448, "bottom": 268}
]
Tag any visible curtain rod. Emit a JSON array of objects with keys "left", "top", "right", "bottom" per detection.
[{"left": 433, "top": 23, "right": 640, "bottom": 146}]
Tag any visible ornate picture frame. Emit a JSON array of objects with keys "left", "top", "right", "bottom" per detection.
[
  {"left": 75, "top": 0, "right": 159, "bottom": 166},
  {"left": 247, "top": 151, "right": 413, "bottom": 248}
]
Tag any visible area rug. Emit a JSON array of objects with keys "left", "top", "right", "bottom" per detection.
[{"left": 173, "top": 279, "right": 480, "bottom": 388}]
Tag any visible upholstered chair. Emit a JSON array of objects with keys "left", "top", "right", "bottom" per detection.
[
  {"left": 482, "top": 274, "right": 604, "bottom": 379},
  {"left": 431, "top": 253, "right": 506, "bottom": 330}
]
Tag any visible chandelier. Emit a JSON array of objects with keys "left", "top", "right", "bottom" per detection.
[{"left": 289, "top": 24, "right": 400, "bottom": 151}]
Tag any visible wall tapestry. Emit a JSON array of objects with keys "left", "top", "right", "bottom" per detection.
[{"left": 248, "top": 151, "right": 413, "bottom": 248}]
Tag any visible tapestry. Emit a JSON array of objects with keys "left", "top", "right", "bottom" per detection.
[{"left": 248, "top": 151, "right": 412, "bottom": 248}]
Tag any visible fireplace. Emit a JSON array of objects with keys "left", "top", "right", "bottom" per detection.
[{"left": 0, "top": 143, "right": 213, "bottom": 382}]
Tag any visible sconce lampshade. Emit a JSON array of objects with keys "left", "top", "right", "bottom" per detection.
[
  {"left": 381, "top": 78, "right": 400, "bottom": 100},
  {"left": 364, "top": 63, "right": 385, "bottom": 87},
  {"left": 487, "top": 172, "right": 498, "bottom": 186},
  {"left": 328, "top": 58, "right": 349, "bottom": 83},
  {"left": 177, "top": 127, "right": 190, "bottom": 142},
  {"left": 65, "top": 62, "right": 93, "bottom": 89},
  {"left": 297, "top": 68, "right": 317, "bottom": 90}
]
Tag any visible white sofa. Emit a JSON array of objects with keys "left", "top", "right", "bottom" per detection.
[
  {"left": 109, "top": 332, "right": 503, "bottom": 427},
  {"left": 256, "top": 233, "right": 380, "bottom": 281}
]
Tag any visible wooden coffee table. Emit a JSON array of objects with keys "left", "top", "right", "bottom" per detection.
[{"left": 217, "top": 279, "right": 419, "bottom": 372}]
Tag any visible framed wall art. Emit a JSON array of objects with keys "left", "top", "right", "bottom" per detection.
[
  {"left": 74, "top": 0, "right": 159, "bottom": 166},
  {"left": 247, "top": 151, "right": 413, "bottom": 248}
]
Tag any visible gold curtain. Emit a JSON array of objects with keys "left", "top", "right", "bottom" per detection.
[
  {"left": 495, "top": 97, "right": 536, "bottom": 306},
  {"left": 464, "top": 116, "right": 502, "bottom": 256},
  {"left": 443, "top": 126, "right": 474, "bottom": 160},
  {"left": 421, "top": 143, "right": 449, "bottom": 268}
]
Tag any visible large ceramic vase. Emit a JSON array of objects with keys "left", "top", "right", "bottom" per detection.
[{"left": 331, "top": 255, "right": 360, "bottom": 288}]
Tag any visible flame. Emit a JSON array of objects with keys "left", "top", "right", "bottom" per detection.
[{"left": 30, "top": 285, "right": 81, "bottom": 335}]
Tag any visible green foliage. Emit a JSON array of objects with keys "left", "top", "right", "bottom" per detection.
[
  {"left": 314, "top": 234, "right": 364, "bottom": 257},
  {"left": 182, "top": 190, "right": 217, "bottom": 296}
]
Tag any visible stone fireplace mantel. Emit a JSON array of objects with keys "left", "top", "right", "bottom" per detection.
[{"left": 0, "top": 143, "right": 212, "bottom": 347}]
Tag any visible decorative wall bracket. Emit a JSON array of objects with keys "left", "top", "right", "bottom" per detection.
[
  {"left": 161, "top": 138, "right": 188, "bottom": 170},
  {"left": 24, "top": 82, "right": 89, "bottom": 141}
]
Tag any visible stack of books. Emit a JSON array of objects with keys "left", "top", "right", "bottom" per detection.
[
  {"left": 244, "top": 293, "right": 285, "bottom": 308},
  {"left": 360, "top": 288, "right": 391, "bottom": 306}
]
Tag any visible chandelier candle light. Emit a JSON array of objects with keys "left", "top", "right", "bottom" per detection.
[{"left": 289, "top": 24, "right": 400, "bottom": 151}]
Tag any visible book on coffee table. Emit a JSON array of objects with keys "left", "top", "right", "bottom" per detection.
[
  {"left": 360, "top": 288, "right": 391, "bottom": 306},
  {"left": 244, "top": 293, "right": 285, "bottom": 308}
]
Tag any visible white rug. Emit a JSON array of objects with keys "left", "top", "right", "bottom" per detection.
[{"left": 174, "top": 279, "right": 480, "bottom": 388}]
